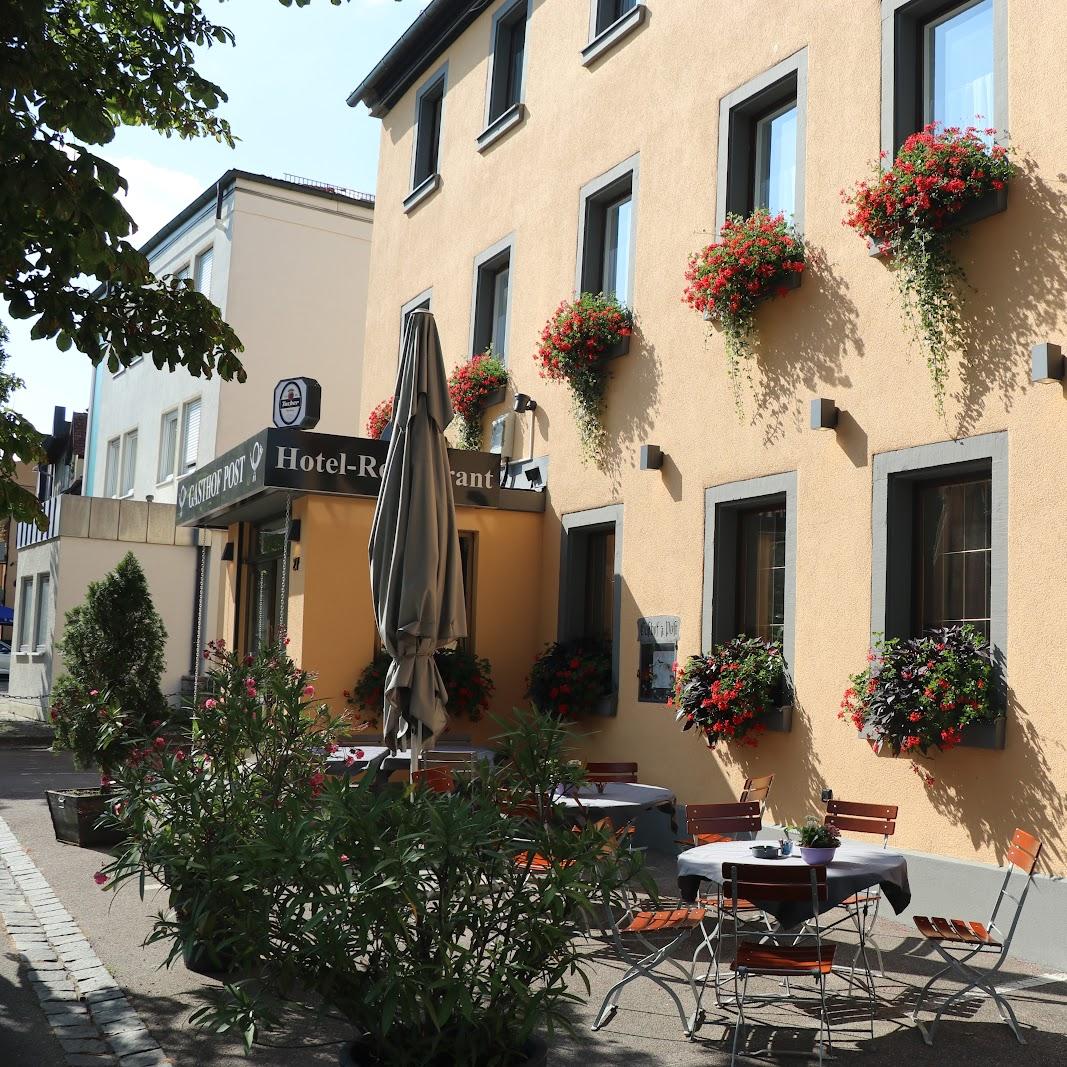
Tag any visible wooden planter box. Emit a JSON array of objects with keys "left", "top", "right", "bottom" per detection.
[
  {"left": 763, "top": 704, "right": 794, "bottom": 733},
  {"left": 959, "top": 715, "right": 1007, "bottom": 750},
  {"left": 46, "top": 788, "right": 123, "bottom": 848},
  {"left": 868, "top": 186, "right": 1009, "bottom": 257},
  {"left": 482, "top": 385, "right": 507, "bottom": 408}
]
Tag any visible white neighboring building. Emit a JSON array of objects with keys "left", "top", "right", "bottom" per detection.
[{"left": 7, "top": 171, "right": 375, "bottom": 719}]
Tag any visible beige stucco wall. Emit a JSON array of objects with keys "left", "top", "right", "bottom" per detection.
[{"left": 356, "top": 0, "right": 1067, "bottom": 875}]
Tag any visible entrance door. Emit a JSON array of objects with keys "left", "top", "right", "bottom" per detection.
[{"left": 249, "top": 522, "right": 286, "bottom": 653}]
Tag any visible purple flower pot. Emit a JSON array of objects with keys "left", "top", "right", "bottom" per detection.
[{"left": 800, "top": 846, "right": 838, "bottom": 866}]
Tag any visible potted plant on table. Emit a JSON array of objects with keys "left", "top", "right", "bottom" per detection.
[
  {"left": 792, "top": 816, "right": 841, "bottom": 866},
  {"left": 189, "top": 709, "right": 646, "bottom": 1065},
  {"left": 448, "top": 348, "right": 509, "bottom": 450},
  {"left": 47, "top": 552, "right": 168, "bottom": 847}
]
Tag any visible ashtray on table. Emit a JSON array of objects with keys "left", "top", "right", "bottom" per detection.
[{"left": 750, "top": 844, "right": 782, "bottom": 860}]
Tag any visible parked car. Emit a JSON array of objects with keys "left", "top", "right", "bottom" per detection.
[{"left": 0, "top": 639, "right": 10, "bottom": 675}]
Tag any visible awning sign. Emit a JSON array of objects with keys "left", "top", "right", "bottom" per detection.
[{"left": 177, "top": 428, "right": 501, "bottom": 526}]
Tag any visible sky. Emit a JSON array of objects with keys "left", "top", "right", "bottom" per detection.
[{"left": 3, "top": 0, "right": 423, "bottom": 433}]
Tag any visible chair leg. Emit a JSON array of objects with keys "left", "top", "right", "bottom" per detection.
[
  {"left": 974, "top": 974, "right": 1026, "bottom": 1045},
  {"left": 730, "top": 971, "right": 749, "bottom": 1067}
]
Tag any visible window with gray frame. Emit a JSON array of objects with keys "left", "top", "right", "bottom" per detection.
[
  {"left": 578, "top": 159, "right": 637, "bottom": 303},
  {"left": 703, "top": 472, "right": 797, "bottom": 673},
  {"left": 559, "top": 505, "right": 623, "bottom": 708},
  {"left": 882, "top": 0, "right": 1004, "bottom": 154},
  {"left": 488, "top": 1, "right": 527, "bottom": 124},
  {"left": 718, "top": 51, "right": 806, "bottom": 230},
  {"left": 872, "top": 432, "right": 1006, "bottom": 671},
  {"left": 471, "top": 241, "right": 511, "bottom": 360},
  {"left": 399, "top": 290, "right": 432, "bottom": 358},
  {"left": 412, "top": 72, "right": 445, "bottom": 189},
  {"left": 595, "top": 0, "right": 637, "bottom": 35}
]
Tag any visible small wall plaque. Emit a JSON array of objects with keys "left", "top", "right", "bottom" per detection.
[{"left": 637, "top": 615, "right": 679, "bottom": 704}]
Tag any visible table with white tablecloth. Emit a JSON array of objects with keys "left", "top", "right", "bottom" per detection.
[
  {"left": 553, "top": 782, "right": 676, "bottom": 828},
  {"left": 677, "top": 839, "right": 911, "bottom": 928}
]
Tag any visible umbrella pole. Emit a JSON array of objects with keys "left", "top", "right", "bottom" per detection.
[{"left": 410, "top": 728, "right": 420, "bottom": 782}]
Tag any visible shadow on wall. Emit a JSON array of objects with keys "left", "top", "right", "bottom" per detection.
[
  {"left": 748, "top": 244, "right": 863, "bottom": 448},
  {"left": 953, "top": 161, "right": 1067, "bottom": 434},
  {"left": 923, "top": 692, "right": 1066, "bottom": 870},
  {"left": 601, "top": 329, "right": 662, "bottom": 494}
]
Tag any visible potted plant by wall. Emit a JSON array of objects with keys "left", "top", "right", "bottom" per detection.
[
  {"left": 840, "top": 624, "right": 999, "bottom": 775},
  {"left": 365, "top": 396, "right": 393, "bottom": 440},
  {"left": 349, "top": 646, "right": 494, "bottom": 725},
  {"left": 790, "top": 816, "right": 841, "bottom": 866},
  {"left": 527, "top": 638, "right": 612, "bottom": 718},
  {"left": 448, "top": 348, "right": 508, "bottom": 450},
  {"left": 188, "top": 709, "right": 647, "bottom": 1066},
  {"left": 98, "top": 637, "right": 346, "bottom": 974},
  {"left": 670, "top": 635, "right": 785, "bottom": 749},
  {"left": 843, "top": 124, "right": 1018, "bottom": 415},
  {"left": 47, "top": 552, "right": 168, "bottom": 847},
  {"left": 534, "top": 292, "right": 633, "bottom": 466},
  {"left": 682, "top": 209, "right": 805, "bottom": 410}
]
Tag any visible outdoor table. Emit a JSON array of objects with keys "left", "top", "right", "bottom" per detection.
[
  {"left": 324, "top": 744, "right": 495, "bottom": 777},
  {"left": 677, "top": 839, "right": 911, "bottom": 929},
  {"left": 553, "top": 782, "right": 676, "bottom": 828}
]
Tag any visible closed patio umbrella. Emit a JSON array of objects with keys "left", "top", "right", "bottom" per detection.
[{"left": 369, "top": 309, "right": 467, "bottom": 763}]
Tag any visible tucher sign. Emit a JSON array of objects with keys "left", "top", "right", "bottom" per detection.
[
  {"left": 272, "top": 377, "right": 321, "bottom": 430},
  {"left": 177, "top": 428, "right": 501, "bottom": 527}
]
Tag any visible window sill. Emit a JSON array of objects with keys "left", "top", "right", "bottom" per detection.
[
  {"left": 403, "top": 173, "right": 441, "bottom": 214},
  {"left": 868, "top": 186, "right": 1009, "bottom": 257},
  {"left": 581, "top": 4, "right": 646, "bottom": 67},
  {"left": 15, "top": 650, "right": 46, "bottom": 661},
  {"left": 477, "top": 103, "right": 526, "bottom": 153},
  {"left": 156, "top": 477, "right": 174, "bottom": 488}
]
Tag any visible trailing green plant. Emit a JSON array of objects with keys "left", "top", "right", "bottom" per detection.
[
  {"left": 670, "top": 635, "right": 784, "bottom": 749},
  {"left": 534, "top": 292, "right": 633, "bottom": 466},
  {"left": 843, "top": 124, "right": 1018, "bottom": 414},
  {"left": 683, "top": 210, "right": 805, "bottom": 409},
  {"left": 96, "top": 637, "right": 346, "bottom": 974},
  {"left": 840, "top": 624, "right": 995, "bottom": 760},
  {"left": 183, "top": 708, "right": 649, "bottom": 1065},
  {"left": 527, "top": 638, "right": 612, "bottom": 718},
  {"left": 448, "top": 348, "right": 508, "bottom": 450}
]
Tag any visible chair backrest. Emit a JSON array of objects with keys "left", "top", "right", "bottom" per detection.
[
  {"left": 422, "top": 748, "right": 479, "bottom": 769},
  {"left": 723, "top": 862, "right": 829, "bottom": 905},
  {"left": 1006, "top": 827, "right": 1042, "bottom": 874},
  {"left": 685, "top": 801, "right": 762, "bottom": 840},
  {"left": 410, "top": 767, "right": 455, "bottom": 794},
  {"left": 739, "top": 773, "right": 774, "bottom": 807},
  {"left": 585, "top": 761, "right": 638, "bottom": 784},
  {"left": 824, "top": 799, "right": 898, "bottom": 843},
  {"left": 989, "top": 828, "right": 1043, "bottom": 951}
]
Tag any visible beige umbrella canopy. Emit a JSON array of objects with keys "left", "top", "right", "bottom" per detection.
[{"left": 369, "top": 310, "right": 467, "bottom": 757}]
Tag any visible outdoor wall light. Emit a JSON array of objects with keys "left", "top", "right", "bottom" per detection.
[
  {"left": 513, "top": 392, "right": 537, "bottom": 413},
  {"left": 221, "top": 541, "right": 235, "bottom": 562},
  {"left": 289, "top": 519, "right": 302, "bottom": 543},
  {"left": 639, "top": 444, "right": 664, "bottom": 470},
  {"left": 1030, "top": 342, "right": 1064, "bottom": 383},
  {"left": 524, "top": 466, "right": 543, "bottom": 489},
  {"left": 810, "top": 397, "right": 839, "bottom": 431}
]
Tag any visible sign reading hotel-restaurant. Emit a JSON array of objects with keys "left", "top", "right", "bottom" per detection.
[{"left": 177, "top": 428, "right": 501, "bottom": 527}]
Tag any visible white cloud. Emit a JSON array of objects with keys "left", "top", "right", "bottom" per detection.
[{"left": 110, "top": 156, "right": 204, "bottom": 248}]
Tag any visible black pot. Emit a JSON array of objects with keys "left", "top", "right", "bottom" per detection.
[
  {"left": 181, "top": 937, "right": 238, "bottom": 976},
  {"left": 45, "top": 788, "right": 124, "bottom": 848},
  {"left": 339, "top": 1034, "right": 548, "bottom": 1067}
]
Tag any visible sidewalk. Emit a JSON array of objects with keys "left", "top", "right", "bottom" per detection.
[{"left": 2, "top": 748, "right": 1065, "bottom": 1066}]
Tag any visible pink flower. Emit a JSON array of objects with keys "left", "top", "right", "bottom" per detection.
[
  {"left": 339, "top": 854, "right": 349, "bottom": 863},
  {"left": 303, "top": 684, "right": 315, "bottom": 697},
  {"left": 89, "top": 689, "right": 99, "bottom": 697},
  {"left": 345, "top": 755, "right": 356, "bottom": 767},
  {"left": 93, "top": 872, "right": 107, "bottom": 886},
  {"left": 203, "top": 698, "right": 217, "bottom": 710},
  {"left": 354, "top": 749, "right": 364, "bottom": 760},
  {"left": 175, "top": 750, "right": 187, "bottom": 762}
]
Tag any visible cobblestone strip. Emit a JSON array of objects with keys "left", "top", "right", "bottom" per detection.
[{"left": 0, "top": 816, "right": 171, "bottom": 1067}]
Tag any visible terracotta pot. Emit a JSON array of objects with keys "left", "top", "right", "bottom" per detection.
[
  {"left": 338, "top": 1034, "right": 548, "bottom": 1067},
  {"left": 800, "top": 846, "right": 838, "bottom": 866},
  {"left": 45, "top": 788, "right": 124, "bottom": 848}
]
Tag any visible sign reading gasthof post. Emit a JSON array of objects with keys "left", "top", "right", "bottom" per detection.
[{"left": 177, "top": 428, "right": 501, "bottom": 527}]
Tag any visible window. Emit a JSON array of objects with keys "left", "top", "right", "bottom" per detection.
[
  {"left": 583, "top": 0, "right": 645, "bottom": 65},
  {"left": 913, "top": 476, "right": 991, "bottom": 638},
  {"left": 180, "top": 397, "right": 201, "bottom": 473},
  {"left": 559, "top": 505, "right": 623, "bottom": 711},
  {"left": 119, "top": 429, "right": 138, "bottom": 497},
  {"left": 488, "top": 1, "right": 527, "bottom": 125},
  {"left": 703, "top": 472, "right": 797, "bottom": 671},
  {"left": 194, "top": 248, "right": 214, "bottom": 296},
  {"left": 411, "top": 68, "right": 446, "bottom": 191},
  {"left": 471, "top": 238, "right": 513, "bottom": 361},
  {"left": 247, "top": 521, "right": 287, "bottom": 654},
  {"left": 883, "top": 0, "right": 1003, "bottom": 155},
  {"left": 595, "top": 0, "right": 637, "bottom": 35},
  {"left": 175, "top": 264, "right": 191, "bottom": 282},
  {"left": 400, "top": 289, "right": 432, "bottom": 358},
  {"left": 872, "top": 431, "right": 1006, "bottom": 671},
  {"left": 104, "top": 437, "right": 121, "bottom": 497},
  {"left": 577, "top": 156, "right": 638, "bottom": 304},
  {"left": 718, "top": 50, "right": 807, "bottom": 231},
  {"left": 33, "top": 574, "right": 50, "bottom": 651},
  {"left": 157, "top": 410, "right": 179, "bottom": 483},
  {"left": 458, "top": 531, "right": 477, "bottom": 651},
  {"left": 17, "top": 576, "right": 33, "bottom": 651}
]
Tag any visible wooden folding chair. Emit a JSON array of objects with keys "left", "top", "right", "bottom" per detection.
[
  {"left": 821, "top": 799, "right": 898, "bottom": 990},
  {"left": 711, "top": 864, "right": 837, "bottom": 1066},
  {"left": 912, "top": 828, "right": 1042, "bottom": 1046},
  {"left": 409, "top": 766, "right": 456, "bottom": 794},
  {"left": 739, "top": 773, "right": 775, "bottom": 809},
  {"left": 584, "top": 761, "right": 638, "bottom": 787}
]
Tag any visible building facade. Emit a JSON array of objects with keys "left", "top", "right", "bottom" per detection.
[{"left": 348, "top": 0, "right": 1067, "bottom": 945}]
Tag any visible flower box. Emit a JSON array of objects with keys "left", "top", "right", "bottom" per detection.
[
  {"left": 762, "top": 703, "right": 793, "bottom": 734},
  {"left": 482, "top": 385, "right": 507, "bottom": 408},
  {"left": 601, "top": 334, "right": 630, "bottom": 362},
  {"left": 867, "top": 185, "right": 1009, "bottom": 257},
  {"left": 959, "top": 715, "right": 1006, "bottom": 750},
  {"left": 703, "top": 270, "right": 802, "bottom": 321},
  {"left": 46, "top": 788, "right": 123, "bottom": 848}
]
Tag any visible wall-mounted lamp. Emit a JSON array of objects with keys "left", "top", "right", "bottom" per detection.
[
  {"left": 523, "top": 466, "right": 543, "bottom": 489},
  {"left": 639, "top": 444, "right": 664, "bottom": 470},
  {"left": 221, "top": 541, "right": 235, "bottom": 562},
  {"left": 810, "top": 397, "right": 839, "bottom": 431},
  {"left": 820, "top": 787, "right": 834, "bottom": 803},
  {"left": 513, "top": 392, "right": 537, "bottom": 413},
  {"left": 288, "top": 519, "right": 302, "bottom": 543},
  {"left": 1031, "top": 342, "right": 1064, "bottom": 382}
]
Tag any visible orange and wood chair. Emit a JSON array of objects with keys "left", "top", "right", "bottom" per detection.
[
  {"left": 409, "top": 766, "right": 456, "bottom": 794},
  {"left": 739, "top": 773, "right": 775, "bottom": 809},
  {"left": 911, "top": 828, "right": 1043, "bottom": 1046},
  {"left": 820, "top": 799, "right": 898, "bottom": 986},
  {"left": 711, "top": 863, "right": 837, "bottom": 1066}
]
